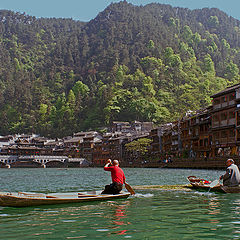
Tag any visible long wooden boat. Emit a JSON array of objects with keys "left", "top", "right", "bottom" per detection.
[
  {"left": 0, "top": 191, "right": 131, "bottom": 207},
  {"left": 187, "top": 176, "right": 240, "bottom": 193}
]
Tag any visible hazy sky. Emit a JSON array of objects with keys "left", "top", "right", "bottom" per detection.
[{"left": 0, "top": 0, "right": 239, "bottom": 22}]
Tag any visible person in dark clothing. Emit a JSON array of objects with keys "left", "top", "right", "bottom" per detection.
[
  {"left": 102, "top": 159, "right": 126, "bottom": 194},
  {"left": 220, "top": 159, "right": 240, "bottom": 187}
]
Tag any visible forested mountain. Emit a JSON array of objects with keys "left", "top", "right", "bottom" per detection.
[{"left": 0, "top": 1, "right": 240, "bottom": 137}]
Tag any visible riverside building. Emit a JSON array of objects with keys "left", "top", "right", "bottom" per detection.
[{"left": 148, "top": 83, "right": 240, "bottom": 169}]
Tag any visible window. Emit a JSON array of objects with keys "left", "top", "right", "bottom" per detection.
[
  {"left": 221, "top": 113, "right": 227, "bottom": 121},
  {"left": 213, "top": 114, "right": 219, "bottom": 122},
  {"left": 237, "top": 129, "right": 240, "bottom": 139},
  {"left": 213, "top": 132, "right": 219, "bottom": 140},
  {"left": 229, "top": 111, "right": 235, "bottom": 119},
  {"left": 229, "top": 93, "right": 235, "bottom": 101},
  {"left": 229, "top": 129, "right": 235, "bottom": 138},
  {"left": 221, "top": 96, "right": 227, "bottom": 103},
  {"left": 214, "top": 98, "right": 220, "bottom": 105},
  {"left": 221, "top": 131, "right": 227, "bottom": 138}
]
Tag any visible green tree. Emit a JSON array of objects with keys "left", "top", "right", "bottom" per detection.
[
  {"left": 208, "top": 16, "right": 219, "bottom": 27},
  {"left": 125, "top": 138, "right": 153, "bottom": 163},
  {"left": 67, "top": 89, "right": 76, "bottom": 111},
  {"left": 72, "top": 81, "right": 90, "bottom": 98},
  {"left": 201, "top": 54, "right": 215, "bottom": 74},
  {"left": 224, "top": 61, "right": 239, "bottom": 82}
]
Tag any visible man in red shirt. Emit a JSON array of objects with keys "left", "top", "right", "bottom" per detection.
[{"left": 102, "top": 159, "right": 126, "bottom": 194}]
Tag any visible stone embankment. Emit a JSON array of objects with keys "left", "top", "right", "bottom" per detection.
[{"left": 123, "top": 157, "right": 239, "bottom": 170}]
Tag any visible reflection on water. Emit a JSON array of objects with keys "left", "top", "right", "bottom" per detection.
[
  {"left": 0, "top": 168, "right": 240, "bottom": 239},
  {"left": 108, "top": 202, "right": 131, "bottom": 236},
  {"left": 208, "top": 197, "right": 221, "bottom": 215}
]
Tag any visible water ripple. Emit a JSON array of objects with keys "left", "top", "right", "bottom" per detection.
[{"left": 0, "top": 168, "right": 239, "bottom": 239}]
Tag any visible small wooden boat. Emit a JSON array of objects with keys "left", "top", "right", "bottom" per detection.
[
  {"left": 187, "top": 176, "right": 240, "bottom": 193},
  {"left": 0, "top": 191, "right": 131, "bottom": 207},
  {"left": 187, "top": 176, "right": 223, "bottom": 192}
]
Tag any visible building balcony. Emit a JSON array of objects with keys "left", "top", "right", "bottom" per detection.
[
  {"left": 220, "top": 120, "right": 227, "bottom": 126},
  {"left": 213, "top": 138, "right": 236, "bottom": 145},
  {"left": 213, "top": 104, "right": 221, "bottom": 110},
  {"left": 212, "top": 104, "right": 236, "bottom": 113},
  {"left": 191, "top": 136, "right": 199, "bottom": 140},
  {"left": 212, "top": 123, "right": 235, "bottom": 130},
  {"left": 229, "top": 119, "right": 235, "bottom": 125}
]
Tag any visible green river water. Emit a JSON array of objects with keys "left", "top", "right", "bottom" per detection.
[{"left": 0, "top": 168, "right": 239, "bottom": 240}]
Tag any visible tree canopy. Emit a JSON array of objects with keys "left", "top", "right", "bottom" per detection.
[{"left": 0, "top": 2, "right": 240, "bottom": 136}]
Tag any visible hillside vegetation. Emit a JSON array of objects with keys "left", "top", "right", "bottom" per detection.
[{"left": 0, "top": 1, "right": 240, "bottom": 137}]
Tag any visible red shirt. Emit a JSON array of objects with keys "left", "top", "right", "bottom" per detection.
[{"left": 104, "top": 165, "right": 126, "bottom": 184}]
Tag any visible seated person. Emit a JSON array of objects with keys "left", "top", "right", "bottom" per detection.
[
  {"left": 102, "top": 159, "right": 126, "bottom": 194},
  {"left": 220, "top": 159, "right": 240, "bottom": 187}
]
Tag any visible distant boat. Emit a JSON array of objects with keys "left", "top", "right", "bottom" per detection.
[
  {"left": 0, "top": 191, "right": 130, "bottom": 207},
  {"left": 187, "top": 176, "right": 240, "bottom": 193}
]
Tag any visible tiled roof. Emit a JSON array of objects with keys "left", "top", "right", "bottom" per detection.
[{"left": 211, "top": 83, "right": 240, "bottom": 98}]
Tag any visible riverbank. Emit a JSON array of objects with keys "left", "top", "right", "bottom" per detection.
[
  {"left": 121, "top": 157, "right": 239, "bottom": 170},
  {"left": 0, "top": 154, "right": 237, "bottom": 169}
]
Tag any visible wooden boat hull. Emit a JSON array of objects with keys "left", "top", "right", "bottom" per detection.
[
  {"left": 221, "top": 186, "right": 240, "bottom": 193},
  {"left": 0, "top": 191, "right": 131, "bottom": 207},
  {"left": 188, "top": 183, "right": 225, "bottom": 193},
  {"left": 187, "top": 176, "right": 240, "bottom": 193}
]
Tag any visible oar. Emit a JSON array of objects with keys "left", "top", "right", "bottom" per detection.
[
  {"left": 209, "top": 179, "right": 219, "bottom": 188},
  {"left": 125, "top": 182, "right": 135, "bottom": 195}
]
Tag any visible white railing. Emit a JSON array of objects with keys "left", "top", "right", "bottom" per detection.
[
  {"left": 213, "top": 104, "right": 221, "bottom": 110},
  {"left": 222, "top": 102, "right": 228, "bottom": 108}
]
